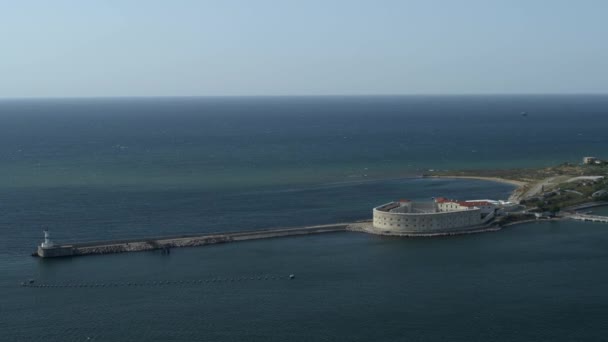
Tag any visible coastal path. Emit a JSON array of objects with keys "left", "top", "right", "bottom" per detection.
[{"left": 567, "top": 213, "right": 608, "bottom": 223}]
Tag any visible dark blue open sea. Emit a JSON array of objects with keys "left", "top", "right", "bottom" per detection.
[{"left": 2, "top": 95, "right": 608, "bottom": 341}]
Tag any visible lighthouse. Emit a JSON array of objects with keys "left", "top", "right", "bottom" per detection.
[
  {"left": 41, "top": 229, "right": 54, "bottom": 248},
  {"left": 36, "top": 229, "right": 73, "bottom": 257}
]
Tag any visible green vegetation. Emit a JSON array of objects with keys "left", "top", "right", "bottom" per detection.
[
  {"left": 426, "top": 161, "right": 608, "bottom": 212},
  {"left": 425, "top": 162, "right": 608, "bottom": 183},
  {"left": 522, "top": 177, "right": 608, "bottom": 212}
]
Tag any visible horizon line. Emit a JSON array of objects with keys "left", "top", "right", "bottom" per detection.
[{"left": 1, "top": 92, "right": 608, "bottom": 101}]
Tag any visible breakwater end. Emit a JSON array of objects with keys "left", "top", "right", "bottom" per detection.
[{"left": 36, "top": 223, "right": 351, "bottom": 258}]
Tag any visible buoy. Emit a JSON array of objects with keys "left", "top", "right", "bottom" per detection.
[{"left": 289, "top": 274, "right": 295, "bottom": 279}]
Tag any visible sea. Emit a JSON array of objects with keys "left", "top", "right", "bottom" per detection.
[{"left": 1, "top": 95, "right": 608, "bottom": 341}]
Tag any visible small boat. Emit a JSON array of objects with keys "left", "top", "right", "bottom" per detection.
[{"left": 521, "top": 111, "right": 528, "bottom": 116}]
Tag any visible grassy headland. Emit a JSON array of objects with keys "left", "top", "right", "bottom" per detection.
[{"left": 424, "top": 162, "right": 608, "bottom": 212}]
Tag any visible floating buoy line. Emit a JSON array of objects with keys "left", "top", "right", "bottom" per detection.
[{"left": 20, "top": 274, "right": 295, "bottom": 288}]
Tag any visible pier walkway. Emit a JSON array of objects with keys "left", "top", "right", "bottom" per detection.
[
  {"left": 567, "top": 214, "right": 608, "bottom": 223},
  {"left": 36, "top": 223, "right": 351, "bottom": 258}
]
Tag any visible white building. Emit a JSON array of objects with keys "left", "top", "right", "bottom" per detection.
[
  {"left": 435, "top": 197, "right": 497, "bottom": 215},
  {"left": 583, "top": 157, "right": 599, "bottom": 165}
]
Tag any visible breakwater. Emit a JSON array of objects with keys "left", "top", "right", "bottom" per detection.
[
  {"left": 567, "top": 213, "right": 608, "bottom": 223},
  {"left": 21, "top": 274, "right": 293, "bottom": 288},
  {"left": 36, "top": 223, "right": 350, "bottom": 258}
]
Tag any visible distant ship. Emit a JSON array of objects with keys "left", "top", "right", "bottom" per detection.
[{"left": 521, "top": 111, "right": 528, "bottom": 116}]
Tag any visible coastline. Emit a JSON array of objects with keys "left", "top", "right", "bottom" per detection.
[
  {"left": 562, "top": 201, "right": 608, "bottom": 212},
  {"left": 499, "top": 217, "right": 563, "bottom": 228},
  {"left": 425, "top": 175, "right": 528, "bottom": 202},
  {"left": 425, "top": 175, "right": 528, "bottom": 187},
  {"left": 423, "top": 176, "right": 605, "bottom": 229}
]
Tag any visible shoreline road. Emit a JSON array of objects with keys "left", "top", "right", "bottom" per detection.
[{"left": 521, "top": 177, "right": 558, "bottom": 200}]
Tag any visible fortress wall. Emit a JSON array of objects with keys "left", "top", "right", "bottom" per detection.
[
  {"left": 437, "top": 202, "right": 467, "bottom": 212},
  {"left": 410, "top": 202, "right": 437, "bottom": 213},
  {"left": 373, "top": 206, "right": 482, "bottom": 234}
]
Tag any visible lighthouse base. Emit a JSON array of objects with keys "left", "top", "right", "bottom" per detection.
[{"left": 37, "top": 246, "right": 74, "bottom": 258}]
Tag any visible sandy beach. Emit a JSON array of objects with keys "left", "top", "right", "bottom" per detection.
[
  {"left": 426, "top": 175, "right": 529, "bottom": 202},
  {"left": 426, "top": 175, "right": 528, "bottom": 187}
]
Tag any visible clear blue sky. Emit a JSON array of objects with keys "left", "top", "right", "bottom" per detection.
[{"left": 1, "top": 0, "right": 607, "bottom": 97}]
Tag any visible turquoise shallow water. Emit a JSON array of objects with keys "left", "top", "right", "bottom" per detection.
[{"left": 2, "top": 96, "right": 608, "bottom": 341}]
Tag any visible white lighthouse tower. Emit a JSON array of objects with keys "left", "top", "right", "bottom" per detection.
[{"left": 40, "top": 229, "right": 54, "bottom": 248}]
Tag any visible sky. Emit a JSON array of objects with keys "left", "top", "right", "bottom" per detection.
[{"left": 1, "top": 0, "right": 607, "bottom": 98}]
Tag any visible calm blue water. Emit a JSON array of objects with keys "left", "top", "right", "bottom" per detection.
[
  {"left": 1, "top": 95, "right": 607, "bottom": 188},
  {"left": 1, "top": 96, "right": 608, "bottom": 341}
]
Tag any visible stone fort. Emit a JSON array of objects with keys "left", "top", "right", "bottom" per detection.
[{"left": 372, "top": 197, "right": 498, "bottom": 235}]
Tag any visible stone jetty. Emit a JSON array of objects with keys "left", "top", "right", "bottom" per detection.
[
  {"left": 567, "top": 213, "right": 608, "bottom": 223},
  {"left": 36, "top": 223, "right": 350, "bottom": 258}
]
